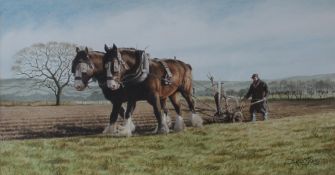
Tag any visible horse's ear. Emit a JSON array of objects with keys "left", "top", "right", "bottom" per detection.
[
  {"left": 104, "top": 44, "right": 109, "bottom": 52},
  {"left": 112, "top": 43, "right": 117, "bottom": 50},
  {"left": 76, "top": 47, "right": 80, "bottom": 53},
  {"left": 85, "top": 47, "right": 89, "bottom": 54}
]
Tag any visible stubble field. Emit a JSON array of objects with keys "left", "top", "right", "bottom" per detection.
[
  {"left": 0, "top": 99, "right": 335, "bottom": 174},
  {"left": 1, "top": 99, "right": 334, "bottom": 140}
]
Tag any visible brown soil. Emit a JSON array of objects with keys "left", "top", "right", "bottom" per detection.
[{"left": 1, "top": 99, "right": 334, "bottom": 140}]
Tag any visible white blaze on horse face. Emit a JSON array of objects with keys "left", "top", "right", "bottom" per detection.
[
  {"left": 80, "top": 63, "right": 88, "bottom": 73},
  {"left": 113, "top": 59, "right": 120, "bottom": 72},
  {"left": 74, "top": 63, "right": 86, "bottom": 91},
  {"left": 82, "top": 62, "right": 94, "bottom": 76},
  {"left": 106, "top": 62, "right": 121, "bottom": 90}
]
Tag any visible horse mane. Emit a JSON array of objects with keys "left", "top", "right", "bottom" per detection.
[
  {"left": 119, "top": 47, "right": 137, "bottom": 51},
  {"left": 118, "top": 48, "right": 141, "bottom": 56},
  {"left": 172, "top": 59, "right": 193, "bottom": 70},
  {"left": 111, "top": 48, "right": 193, "bottom": 72},
  {"left": 186, "top": 63, "right": 192, "bottom": 70},
  {"left": 91, "top": 50, "right": 105, "bottom": 55},
  {"left": 152, "top": 58, "right": 192, "bottom": 70}
]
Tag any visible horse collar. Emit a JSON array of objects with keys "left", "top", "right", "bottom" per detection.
[{"left": 121, "top": 50, "right": 150, "bottom": 86}]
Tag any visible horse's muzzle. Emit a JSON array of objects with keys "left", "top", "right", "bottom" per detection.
[
  {"left": 107, "top": 79, "right": 121, "bottom": 90},
  {"left": 75, "top": 84, "right": 86, "bottom": 91},
  {"left": 74, "top": 79, "right": 86, "bottom": 91}
]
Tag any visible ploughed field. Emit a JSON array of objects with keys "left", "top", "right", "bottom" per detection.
[{"left": 1, "top": 100, "right": 335, "bottom": 140}]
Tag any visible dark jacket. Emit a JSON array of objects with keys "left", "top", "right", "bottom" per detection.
[{"left": 244, "top": 80, "right": 269, "bottom": 101}]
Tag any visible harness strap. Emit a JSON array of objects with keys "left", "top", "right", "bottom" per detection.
[
  {"left": 158, "top": 60, "right": 173, "bottom": 85},
  {"left": 159, "top": 61, "right": 172, "bottom": 77}
]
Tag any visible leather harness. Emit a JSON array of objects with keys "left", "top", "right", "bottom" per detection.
[{"left": 158, "top": 60, "right": 173, "bottom": 85}]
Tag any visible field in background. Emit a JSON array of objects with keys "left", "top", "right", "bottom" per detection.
[
  {"left": 2, "top": 73, "right": 335, "bottom": 104},
  {"left": 1, "top": 99, "right": 335, "bottom": 174},
  {"left": 0, "top": 111, "right": 334, "bottom": 175},
  {"left": 1, "top": 99, "right": 335, "bottom": 140}
]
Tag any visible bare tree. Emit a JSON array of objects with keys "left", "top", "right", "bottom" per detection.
[
  {"left": 268, "top": 81, "right": 280, "bottom": 99},
  {"left": 12, "top": 42, "right": 76, "bottom": 105}
]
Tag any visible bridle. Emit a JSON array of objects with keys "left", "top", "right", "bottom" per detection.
[
  {"left": 72, "top": 53, "right": 95, "bottom": 83},
  {"left": 105, "top": 50, "right": 129, "bottom": 86},
  {"left": 103, "top": 44, "right": 151, "bottom": 89}
]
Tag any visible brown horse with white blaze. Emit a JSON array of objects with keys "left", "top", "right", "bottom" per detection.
[
  {"left": 71, "top": 47, "right": 182, "bottom": 136},
  {"left": 72, "top": 47, "right": 137, "bottom": 136},
  {"left": 103, "top": 44, "right": 203, "bottom": 134}
]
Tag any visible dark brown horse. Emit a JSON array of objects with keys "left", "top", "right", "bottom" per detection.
[
  {"left": 103, "top": 44, "right": 203, "bottom": 134},
  {"left": 71, "top": 47, "right": 177, "bottom": 136},
  {"left": 72, "top": 47, "right": 135, "bottom": 136}
]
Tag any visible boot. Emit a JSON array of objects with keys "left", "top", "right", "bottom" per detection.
[
  {"left": 252, "top": 113, "right": 256, "bottom": 122},
  {"left": 264, "top": 112, "right": 268, "bottom": 121}
]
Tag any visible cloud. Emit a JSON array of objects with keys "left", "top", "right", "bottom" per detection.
[{"left": 1, "top": 0, "right": 335, "bottom": 80}]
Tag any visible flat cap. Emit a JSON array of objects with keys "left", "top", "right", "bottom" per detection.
[{"left": 251, "top": 73, "right": 259, "bottom": 78}]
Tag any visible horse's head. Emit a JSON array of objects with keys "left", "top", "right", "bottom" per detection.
[
  {"left": 103, "top": 44, "right": 129, "bottom": 90},
  {"left": 71, "top": 47, "right": 96, "bottom": 91}
]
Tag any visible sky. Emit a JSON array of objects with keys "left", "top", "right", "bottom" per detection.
[{"left": 0, "top": 0, "right": 335, "bottom": 81}]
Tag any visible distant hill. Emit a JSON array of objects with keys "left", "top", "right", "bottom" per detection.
[
  {"left": 193, "top": 80, "right": 250, "bottom": 96},
  {"left": 279, "top": 73, "right": 335, "bottom": 81},
  {"left": 0, "top": 73, "right": 334, "bottom": 102},
  {"left": 0, "top": 78, "right": 102, "bottom": 102}
]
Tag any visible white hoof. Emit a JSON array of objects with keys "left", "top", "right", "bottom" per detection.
[
  {"left": 127, "top": 118, "right": 136, "bottom": 132},
  {"left": 102, "top": 124, "right": 117, "bottom": 135},
  {"left": 165, "top": 114, "right": 172, "bottom": 128},
  {"left": 117, "top": 127, "right": 132, "bottom": 137},
  {"left": 152, "top": 126, "right": 158, "bottom": 134},
  {"left": 190, "top": 114, "right": 203, "bottom": 128},
  {"left": 117, "top": 118, "right": 134, "bottom": 137},
  {"left": 153, "top": 115, "right": 170, "bottom": 134},
  {"left": 157, "top": 127, "right": 169, "bottom": 134},
  {"left": 162, "top": 115, "right": 170, "bottom": 134},
  {"left": 174, "top": 115, "right": 185, "bottom": 132}
]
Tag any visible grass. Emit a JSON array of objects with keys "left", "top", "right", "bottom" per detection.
[{"left": 1, "top": 112, "right": 335, "bottom": 175}]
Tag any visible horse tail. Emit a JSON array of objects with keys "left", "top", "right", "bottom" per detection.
[
  {"left": 167, "top": 59, "right": 193, "bottom": 93},
  {"left": 180, "top": 62, "right": 193, "bottom": 94}
]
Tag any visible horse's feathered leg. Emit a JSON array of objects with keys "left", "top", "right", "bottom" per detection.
[
  {"left": 169, "top": 93, "right": 185, "bottom": 132},
  {"left": 103, "top": 102, "right": 122, "bottom": 135},
  {"left": 150, "top": 94, "right": 169, "bottom": 134},
  {"left": 152, "top": 98, "right": 172, "bottom": 133},
  {"left": 181, "top": 91, "right": 203, "bottom": 128},
  {"left": 117, "top": 100, "right": 136, "bottom": 137},
  {"left": 169, "top": 93, "right": 181, "bottom": 116},
  {"left": 119, "top": 105, "right": 126, "bottom": 120},
  {"left": 161, "top": 98, "right": 168, "bottom": 116},
  {"left": 161, "top": 98, "right": 172, "bottom": 128}
]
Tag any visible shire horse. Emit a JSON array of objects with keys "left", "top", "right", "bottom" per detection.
[
  {"left": 71, "top": 47, "right": 190, "bottom": 136},
  {"left": 72, "top": 47, "right": 136, "bottom": 136},
  {"left": 103, "top": 44, "right": 203, "bottom": 135}
]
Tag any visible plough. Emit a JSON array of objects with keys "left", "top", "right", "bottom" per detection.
[{"left": 207, "top": 73, "right": 245, "bottom": 122}]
